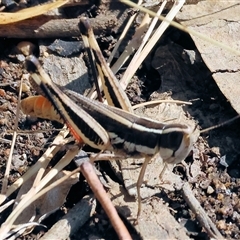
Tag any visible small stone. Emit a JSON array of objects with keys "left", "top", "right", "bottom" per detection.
[
  {"left": 0, "top": 89, "right": 6, "bottom": 97},
  {"left": 12, "top": 155, "right": 26, "bottom": 169},
  {"left": 4, "top": 148, "right": 11, "bottom": 156},
  {"left": 0, "top": 118, "right": 7, "bottom": 126},
  {"left": 21, "top": 153, "right": 27, "bottom": 161},
  {"left": 43, "top": 51, "right": 49, "bottom": 58},
  {"left": 200, "top": 179, "right": 211, "bottom": 189},
  {"left": 35, "top": 132, "right": 44, "bottom": 139},
  {"left": 217, "top": 193, "right": 224, "bottom": 200},
  {"left": 0, "top": 102, "right": 9, "bottom": 111},
  {"left": 10, "top": 96, "right": 17, "bottom": 103},
  {"left": 16, "top": 54, "right": 25, "bottom": 62},
  {"left": 207, "top": 186, "right": 214, "bottom": 194},
  {"left": 17, "top": 41, "right": 36, "bottom": 56},
  {"left": 31, "top": 148, "right": 40, "bottom": 157},
  {"left": 216, "top": 220, "right": 227, "bottom": 230},
  {"left": 21, "top": 82, "right": 31, "bottom": 93},
  {"left": 219, "top": 155, "right": 228, "bottom": 168}
]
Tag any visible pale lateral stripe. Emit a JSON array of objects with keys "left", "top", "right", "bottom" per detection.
[
  {"left": 131, "top": 122, "right": 164, "bottom": 135},
  {"left": 162, "top": 126, "right": 192, "bottom": 134},
  {"left": 66, "top": 90, "right": 167, "bottom": 135},
  {"left": 66, "top": 90, "right": 191, "bottom": 136},
  {"left": 136, "top": 144, "right": 158, "bottom": 155},
  {"left": 66, "top": 90, "right": 134, "bottom": 129},
  {"left": 109, "top": 132, "right": 159, "bottom": 155}
]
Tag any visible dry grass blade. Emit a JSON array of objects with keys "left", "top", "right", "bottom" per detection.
[
  {"left": 1, "top": 74, "right": 24, "bottom": 195},
  {"left": 132, "top": 99, "right": 192, "bottom": 110},
  {"left": 0, "top": 146, "right": 80, "bottom": 238},
  {"left": 0, "top": 128, "right": 70, "bottom": 206},
  {"left": 120, "top": 0, "right": 185, "bottom": 89},
  {"left": 120, "top": 0, "right": 240, "bottom": 56},
  {"left": 111, "top": 0, "right": 167, "bottom": 75},
  {"left": 110, "top": 11, "right": 151, "bottom": 74},
  {"left": 107, "top": 0, "right": 143, "bottom": 65},
  {"left": 0, "top": 0, "right": 68, "bottom": 24}
]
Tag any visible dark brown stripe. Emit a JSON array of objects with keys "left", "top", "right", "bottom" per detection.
[
  {"left": 64, "top": 90, "right": 187, "bottom": 153},
  {"left": 39, "top": 81, "right": 106, "bottom": 147}
]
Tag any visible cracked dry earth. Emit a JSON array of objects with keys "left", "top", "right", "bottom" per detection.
[{"left": 0, "top": 10, "right": 240, "bottom": 240}]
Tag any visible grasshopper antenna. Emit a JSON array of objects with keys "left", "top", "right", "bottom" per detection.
[{"left": 200, "top": 115, "right": 240, "bottom": 133}]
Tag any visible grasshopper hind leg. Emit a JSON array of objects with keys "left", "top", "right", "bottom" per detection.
[
  {"left": 158, "top": 162, "right": 168, "bottom": 181},
  {"left": 135, "top": 156, "right": 152, "bottom": 222}
]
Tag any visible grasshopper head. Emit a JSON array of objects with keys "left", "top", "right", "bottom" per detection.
[{"left": 159, "top": 124, "right": 195, "bottom": 164}]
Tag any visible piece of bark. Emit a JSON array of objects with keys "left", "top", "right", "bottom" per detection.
[
  {"left": 40, "top": 195, "right": 96, "bottom": 240},
  {"left": 176, "top": 2, "right": 240, "bottom": 115},
  {"left": 0, "top": 14, "right": 117, "bottom": 38}
]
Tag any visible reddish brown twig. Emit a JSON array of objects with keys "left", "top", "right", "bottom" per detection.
[{"left": 80, "top": 161, "right": 132, "bottom": 240}]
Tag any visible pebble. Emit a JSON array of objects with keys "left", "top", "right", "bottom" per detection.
[
  {"left": 216, "top": 220, "right": 227, "bottom": 230},
  {"left": 0, "top": 89, "right": 6, "bottom": 97},
  {"left": 17, "top": 41, "right": 36, "bottom": 56},
  {"left": 21, "top": 82, "right": 31, "bottom": 93},
  {"left": 0, "top": 118, "right": 7, "bottom": 126},
  {"left": 207, "top": 186, "right": 214, "bottom": 194}
]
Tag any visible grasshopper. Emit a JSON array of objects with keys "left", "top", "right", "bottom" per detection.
[{"left": 21, "top": 17, "right": 195, "bottom": 218}]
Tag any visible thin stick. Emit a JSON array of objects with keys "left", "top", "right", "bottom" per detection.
[
  {"left": 1, "top": 75, "right": 24, "bottom": 194},
  {"left": 120, "top": 0, "right": 185, "bottom": 89},
  {"left": 119, "top": 0, "right": 166, "bottom": 83},
  {"left": 120, "top": 0, "right": 240, "bottom": 56},
  {"left": 182, "top": 182, "right": 223, "bottom": 239},
  {"left": 80, "top": 161, "right": 132, "bottom": 240},
  {"left": 132, "top": 99, "right": 192, "bottom": 110},
  {"left": 107, "top": 0, "right": 143, "bottom": 65}
]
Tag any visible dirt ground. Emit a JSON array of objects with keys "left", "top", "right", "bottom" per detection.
[{"left": 0, "top": 1, "right": 240, "bottom": 240}]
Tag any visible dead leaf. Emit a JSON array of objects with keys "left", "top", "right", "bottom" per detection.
[
  {"left": 14, "top": 170, "right": 79, "bottom": 225},
  {"left": 0, "top": 0, "right": 68, "bottom": 24},
  {"left": 176, "top": 1, "right": 240, "bottom": 115}
]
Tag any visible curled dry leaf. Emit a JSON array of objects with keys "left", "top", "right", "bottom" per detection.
[
  {"left": 176, "top": 2, "right": 240, "bottom": 115},
  {"left": 13, "top": 170, "right": 79, "bottom": 226},
  {"left": 0, "top": 0, "right": 68, "bottom": 25}
]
